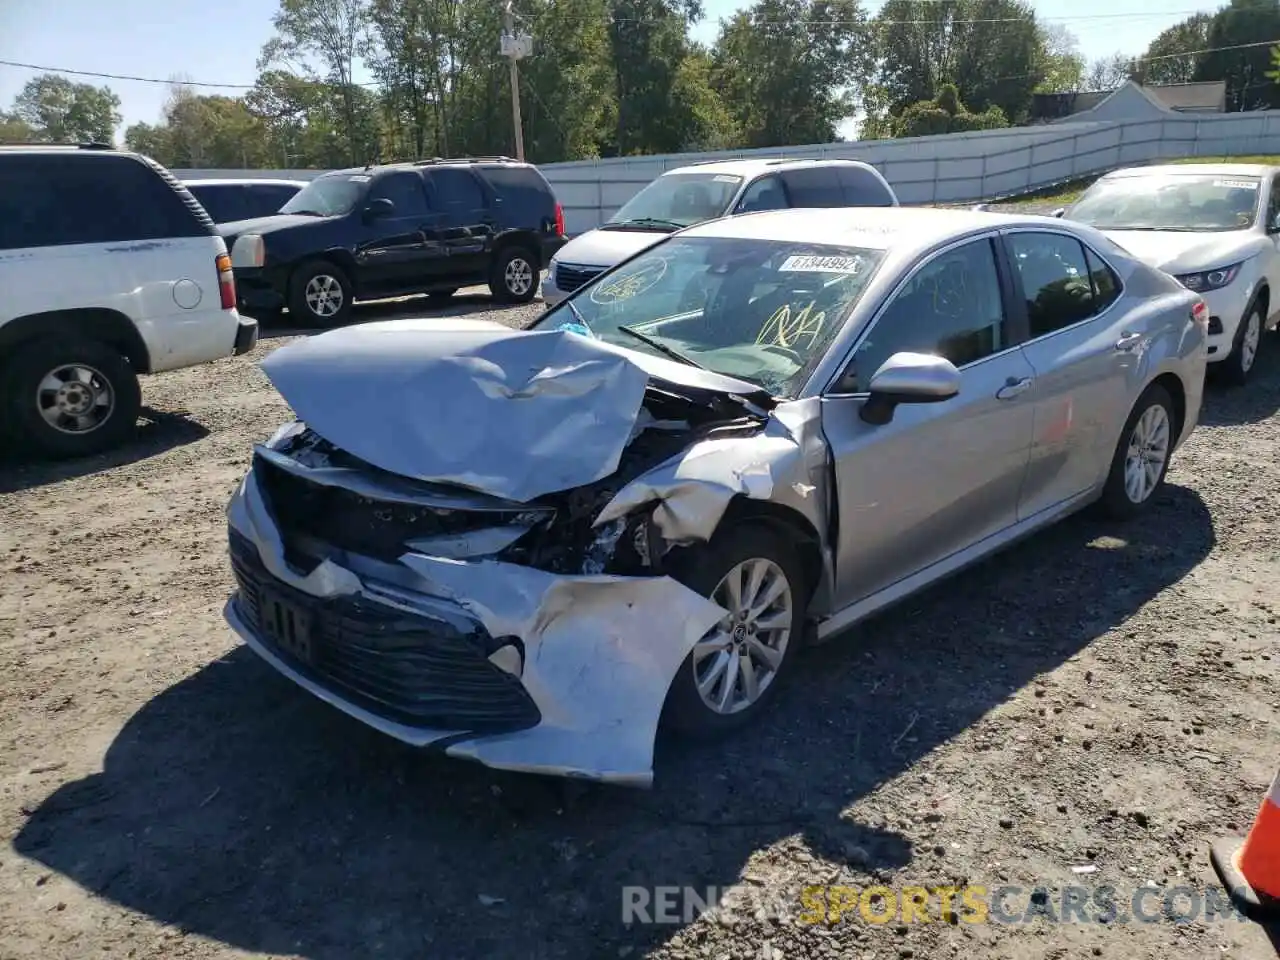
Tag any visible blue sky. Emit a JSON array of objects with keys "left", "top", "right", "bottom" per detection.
[{"left": 0, "top": 0, "right": 1221, "bottom": 143}]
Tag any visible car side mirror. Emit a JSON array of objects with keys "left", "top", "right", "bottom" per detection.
[
  {"left": 1051, "top": 207, "right": 1066, "bottom": 219},
  {"left": 363, "top": 197, "right": 395, "bottom": 222},
  {"left": 1267, "top": 212, "right": 1280, "bottom": 234},
  {"left": 859, "top": 352, "right": 961, "bottom": 425}
]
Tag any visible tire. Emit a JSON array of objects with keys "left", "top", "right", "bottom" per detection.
[
  {"left": 1218, "top": 301, "right": 1263, "bottom": 387},
  {"left": 488, "top": 246, "right": 538, "bottom": 304},
  {"left": 288, "top": 259, "right": 353, "bottom": 328},
  {"left": 1097, "top": 383, "right": 1176, "bottom": 521},
  {"left": 2, "top": 336, "right": 141, "bottom": 459},
  {"left": 661, "top": 523, "right": 808, "bottom": 738}
]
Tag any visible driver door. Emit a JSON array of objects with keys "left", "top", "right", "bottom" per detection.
[{"left": 819, "top": 235, "right": 1037, "bottom": 608}]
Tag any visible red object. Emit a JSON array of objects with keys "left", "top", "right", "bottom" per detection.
[
  {"left": 1210, "top": 768, "right": 1280, "bottom": 920},
  {"left": 554, "top": 201, "right": 565, "bottom": 237},
  {"left": 216, "top": 253, "right": 236, "bottom": 311},
  {"left": 1191, "top": 299, "right": 1208, "bottom": 326}
]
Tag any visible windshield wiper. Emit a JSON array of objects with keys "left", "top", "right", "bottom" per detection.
[
  {"left": 604, "top": 217, "right": 685, "bottom": 230},
  {"left": 617, "top": 324, "right": 706, "bottom": 369}
]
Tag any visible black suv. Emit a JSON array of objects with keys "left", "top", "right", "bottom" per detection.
[{"left": 220, "top": 158, "right": 567, "bottom": 326}]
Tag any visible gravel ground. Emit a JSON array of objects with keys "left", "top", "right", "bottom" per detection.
[{"left": 1, "top": 286, "right": 1279, "bottom": 960}]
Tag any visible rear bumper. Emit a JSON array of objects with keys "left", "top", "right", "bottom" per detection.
[{"left": 234, "top": 316, "right": 259, "bottom": 355}]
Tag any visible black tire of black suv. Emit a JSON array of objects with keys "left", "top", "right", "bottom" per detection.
[
  {"left": 2, "top": 336, "right": 141, "bottom": 459},
  {"left": 288, "top": 259, "right": 354, "bottom": 328},
  {"left": 489, "top": 245, "right": 539, "bottom": 304}
]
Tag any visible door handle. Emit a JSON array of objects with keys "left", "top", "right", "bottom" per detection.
[
  {"left": 996, "top": 376, "right": 1033, "bottom": 400},
  {"left": 1115, "top": 331, "right": 1143, "bottom": 352}
]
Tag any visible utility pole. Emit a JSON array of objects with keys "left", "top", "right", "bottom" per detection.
[{"left": 499, "top": 0, "right": 531, "bottom": 162}]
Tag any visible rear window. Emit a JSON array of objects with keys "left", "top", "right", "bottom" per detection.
[{"left": 0, "top": 153, "right": 211, "bottom": 251}]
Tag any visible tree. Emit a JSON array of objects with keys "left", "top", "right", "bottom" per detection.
[
  {"left": 893, "top": 82, "right": 1007, "bottom": 137},
  {"left": 1082, "top": 53, "right": 1134, "bottom": 92},
  {"left": 1035, "top": 24, "right": 1085, "bottom": 93},
  {"left": 1195, "top": 0, "right": 1280, "bottom": 111},
  {"left": 711, "top": 0, "right": 872, "bottom": 148},
  {"left": 11, "top": 74, "right": 122, "bottom": 144},
  {"left": 872, "top": 0, "right": 1044, "bottom": 128},
  {"left": 260, "top": 0, "right": 371, "bottom": 163},
  {"left": 0, "top": 111, "right": 35, "bottom": 142},
  {"left": 1134, "top": 13, "right": 1213, "bottom": 85}
]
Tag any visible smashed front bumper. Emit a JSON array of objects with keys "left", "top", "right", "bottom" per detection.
[{"left": 223, "top": 464, "right": 725, "bottom": 787}]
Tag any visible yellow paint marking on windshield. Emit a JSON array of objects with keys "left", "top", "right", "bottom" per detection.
[
  {"left": 590, "top": 257, "right": 668, "bottom": 304},
  {"left": 756, "top": 300, "right": 826, "bottom": 349}
]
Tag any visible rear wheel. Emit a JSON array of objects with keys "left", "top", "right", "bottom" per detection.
[
  {"left": 2, "top": 336, "right": 141, "bottom": 459},
  {"left": 662, "top": 524, "right": 807, "bottom": 738},
  {"left": 288, "top": 259, "right": 353, "bottom": 328},
  {"left": 489, "top": 246, "right": 538, "bottom": 304},
  {"left": 1097, "top": 384, "right": 1175, "bottom": 520}
]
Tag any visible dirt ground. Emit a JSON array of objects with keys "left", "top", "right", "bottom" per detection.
[{"left": 1, "top": 286, "right": 1278, "bottom": 960}]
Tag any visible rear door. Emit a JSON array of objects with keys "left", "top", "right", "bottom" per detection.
[
  {"left": 355, "top": 171, "right": 437, "bottom": 292},
  {"left": 1001, "top": 229, "right": 1136, "bottom": 520},
  {"left": 424, "top": 167, "right": 492, "bottom": 278}
]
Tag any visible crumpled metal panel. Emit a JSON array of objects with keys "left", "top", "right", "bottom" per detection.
[
  {"left": 259, "top": 317, "right": 768, "bottom": 504},
  {"left": 225, "top": 467, "right": 726, "bottom": 786}
]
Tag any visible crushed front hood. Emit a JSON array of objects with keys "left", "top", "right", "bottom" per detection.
[{"left": 260, "top": 317, "right": 770, "bottom": 504}]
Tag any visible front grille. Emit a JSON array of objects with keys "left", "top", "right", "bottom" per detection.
[
  {"left": 555, "top": 262, "right": 603, "bottom": 292},
  {"left": 229, "top": 531, "right": 541, "bottom": 733},
  {"left": 254, "top": 450, "right": 533, "bottom": 563}
]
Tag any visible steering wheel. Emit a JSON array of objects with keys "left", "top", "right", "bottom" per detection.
[{"left": 760, "top": 342, "right": 803, "bottom": 363}]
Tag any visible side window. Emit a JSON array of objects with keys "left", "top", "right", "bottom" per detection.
[
  {"left": 1267, "top": 175, "right": 1280, "bottom": 230},
  {"left": 0, "top": 155, "right": 198, "bottom": 250},
  {"left": 430, "top": 169, "right": 487, "bottom": 210},
  {"left": 188, "top": 185, "right": 240, "bottom": 223},
  {"left": 837, "top": 166, "right": 895, "bottom": 207},
  {"left": 1085, "top": 247, "right": 1121, "bottom": 313},
  {"left": 1007, "top": 232, "right": 1098, "bottom": 338},
  {"left": 839, "top": 239, "right": 1007, "bottom": 392},
  {"left": 736, "top": 176, "right": 788, "bottom": 213},
  {"left": 369, "top": 173, "right": 429, "bottom": 217},
  {"left": 779, "top": 168, "right": 845, "bottom": 207}
]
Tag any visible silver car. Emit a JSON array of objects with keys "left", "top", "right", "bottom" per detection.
[{"left": 223, "top": 207, "right": 1207, "bottom": 787}]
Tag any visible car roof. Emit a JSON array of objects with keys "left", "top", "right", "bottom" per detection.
[
  {"left": 661, "top": 157, "right": 881, "bottom": 178},
  {"left": 182, "top": 178, "right": 308, "bottom": 187},
  {"left": 1103, "top": 162, "right": 1279, "bottom": 179},
  {"left": 322, "top": 159, "right": 532, "bottom": 177},
  {"left": 677, "top": 206, "right": 1067, "bottom": 255}
]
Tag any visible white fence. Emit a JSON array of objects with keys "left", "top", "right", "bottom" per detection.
[{"left": 175, "top": 109, "right": 1280, "bottom": 235}]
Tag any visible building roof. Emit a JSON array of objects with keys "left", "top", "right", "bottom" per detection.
[{"left": 1032, "top": 80, "right": 1227, "bottom": 123}]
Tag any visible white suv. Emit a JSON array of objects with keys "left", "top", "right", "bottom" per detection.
[
  {"left": 541, "top": 157, "right": 898, "bottom": 306},
  {"left": 0, "top": 144, "right": 257, "bottom": 458}
]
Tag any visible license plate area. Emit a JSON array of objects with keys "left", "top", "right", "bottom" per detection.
[{"left": 258, "top": 588, "right": 315, "bottom": 664}]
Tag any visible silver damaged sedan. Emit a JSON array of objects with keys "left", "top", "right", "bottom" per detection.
[{"left": 224, "top": 207, "right": 1208, "bottom": 787}]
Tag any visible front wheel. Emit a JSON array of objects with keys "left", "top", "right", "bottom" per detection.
[
  {"left": 662, "top": 524, "right": 808, "bottom": 738},
  {"left": 1097, "top": 384, "right": 1175, "bottom": 520},
  {"left": 288, "top": 260, "right": 353, "bottom": 328},
  {"left": 489, "top": 246, "right": 538, "bottom": 304},
  {"left": 1218, "top": 302, "right": 1263, "bottom": 387},
  {"left": 2, "top": 336, "right": 141, "bottom": 459}
]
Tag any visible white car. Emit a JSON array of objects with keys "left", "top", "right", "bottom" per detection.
[
  {"left": 1059, "top": 163, "right": 1280, "bottom": 384},
  {"left": 540, "top": 158, "right": 898, "bottom": 307},
  {"left": 0, "top": 145, "right": 257, "bottom": 458}
]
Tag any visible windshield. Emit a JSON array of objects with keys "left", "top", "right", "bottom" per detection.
[
  {"left": 1068, "top": 173, "right": 1262, "bottom": 232},
  {"left": 280, "top": 173, "right": 368, "bottom": 217},
  {"left": 606, "top": 173, "right": 744, "bottom": 229},
  {"left": 532, "top": 236, "right": 885, "bottom": 397}
]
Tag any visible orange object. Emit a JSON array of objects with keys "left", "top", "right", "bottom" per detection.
[{"left": 1211, "top": 769, "right": 1280, "bottom": 921}]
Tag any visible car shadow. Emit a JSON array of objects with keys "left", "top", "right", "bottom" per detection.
[
  {"left": 11, "top": 484, "right": 1214, "bottom": 959},
  {"left": 0, "top": 408, "right": 209, "bottom": 495},
  {"left": 1199, "top": 339, "right": 1280, "bottom": 427}
]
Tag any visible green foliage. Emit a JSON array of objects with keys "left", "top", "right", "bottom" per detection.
[
  {"left": 1196, "top": 0, "right": 1280, "bottom": 111},
  {"left": 893, "top": 85, "right": 1008, "bottom": 138},
  {"left": 11, "top": 74, "right": 122, "bottom": 144}
]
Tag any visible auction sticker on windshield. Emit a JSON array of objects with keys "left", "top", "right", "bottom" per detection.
[
  {"left": 1212, "top": 179, "right": 1258, "bottom": 189},
  {"left": 780, "top": 255, "right": 866, "bottom": 274}
]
